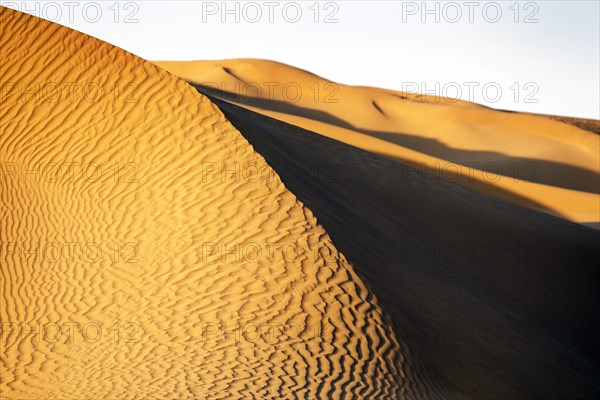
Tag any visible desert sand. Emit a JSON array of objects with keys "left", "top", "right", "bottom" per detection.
[
  {"left": 155, "top": 59, "right": 600, "bottom": 225},
  {"left": 0, "top": 7, "right": 416, "bottom": 399},
  {"left": 2, "top": 5, "right": 599, "bottom": 400}
]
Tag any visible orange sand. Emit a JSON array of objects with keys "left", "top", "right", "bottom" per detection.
[{"left": 0, "top": 7, "right": 413, "bottom": 399}]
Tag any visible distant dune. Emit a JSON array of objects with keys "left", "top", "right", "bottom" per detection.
[
  {"left": 0, "top": 7, "right": 416, "bottom": 399},
  {"left": 155, "top": 59, "right": 600, "bottom": 225},
  {"left": 512, "top": 112, "right": 600, "bottom": 135}
]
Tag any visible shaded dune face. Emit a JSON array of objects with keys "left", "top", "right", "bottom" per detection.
[
  {"left": 154, "top": 60, "right": 600, "bottom": 225},
  {"left": 0, "top": 8, "right": 419, "bottom": 399},
  {"left": 208, "top": 96, "right": 600, "bottom": 400}
]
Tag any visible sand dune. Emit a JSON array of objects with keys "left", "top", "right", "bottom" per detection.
[
  {"left": 209, "top": 96, "right": 600, "bottom": 399},
  {"left": 155, "top": 59, "right": 600, "bottom": 224},
  {"left": 0, "top": 7, "right": 419, "bottom": 399},
  {"left": 3, "top": 5, "right": 599, "bottom": 400}
]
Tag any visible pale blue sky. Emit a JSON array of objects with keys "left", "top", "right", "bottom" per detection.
[{"left": 3, "top": 1, "right": 599, "bottom": 118}]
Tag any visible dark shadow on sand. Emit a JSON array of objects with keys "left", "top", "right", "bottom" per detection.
[
  {"left": 204, "top": 93, "right": 600, "bottom": 400},
  {"left": 196, "top": 84, "right": 600, "bottom": 194}
]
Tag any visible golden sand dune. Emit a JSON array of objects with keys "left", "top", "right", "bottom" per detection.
[
  {"left": 0, "top": 7, "right": 425, "bottom": 399},
  {"left": 155, "top": 59, "right": 600, "bottom": 225}
]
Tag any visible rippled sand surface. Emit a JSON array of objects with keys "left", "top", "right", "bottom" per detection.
[{"left": 0, "top": 7, "right": 413, "bottom": 399}]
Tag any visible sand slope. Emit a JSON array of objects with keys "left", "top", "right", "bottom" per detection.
[
  {"left": 0, "top": 7, "right": 417, "bottom": 399},
  {"left": 209, "top": 96, "right": 600, "bottom": 399},
  {"left": 155, "top": 59, "right": 600, "bottom": 224}
]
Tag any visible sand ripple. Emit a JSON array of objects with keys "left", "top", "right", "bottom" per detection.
[{"left": 0, "top": 7, "right": 411, "bottom": 399}]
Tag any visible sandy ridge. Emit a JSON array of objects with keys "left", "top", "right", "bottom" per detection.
[{"left": 1, "top": 7, "right": 415, "bottom": 399}]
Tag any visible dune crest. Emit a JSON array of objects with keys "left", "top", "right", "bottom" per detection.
[
  {"left": 154, "top": 59, "right": 600, "bottom": 224},
  {"left": 0, "top": 7, "right": 422, "bottom": 399}
]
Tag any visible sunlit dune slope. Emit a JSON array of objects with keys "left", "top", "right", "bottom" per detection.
[
  {"left": 154, "top": 59, "right": 600, "bottom": 224},
  {"left": 0, "top": 7, "right": 417, "bottom": 399},
  {"left": 210, "top": 96, "right": 600, "bottom": 399}
]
